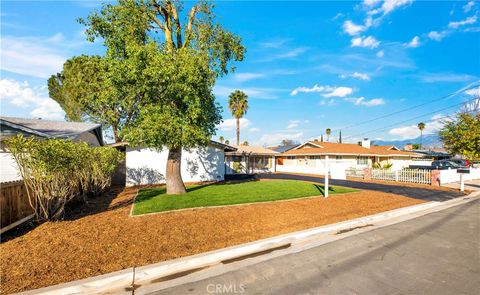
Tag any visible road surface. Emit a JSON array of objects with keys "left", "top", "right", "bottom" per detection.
[{"left": 156, "top": 199, "right": 480, "bottom": 295}]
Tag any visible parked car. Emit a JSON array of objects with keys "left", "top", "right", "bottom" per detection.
[
  {"left": 431, "top": 160, "right": 462, "bottom": 170},
  {"left": 449, "top": 158, "right": 470, "bottom": 168}
]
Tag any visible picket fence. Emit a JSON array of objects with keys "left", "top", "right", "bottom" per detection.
[{"left": 371, "top": 168, "right": 431, "bottom": 184}]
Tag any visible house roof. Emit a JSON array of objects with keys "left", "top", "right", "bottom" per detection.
[
  {"left": 110, "top": 140, "right": 237, "bottom": 152},
  {"left": 0, "top": 116, "right": 104, "bottom": 145},
  {"left": 226, "top": 145, "right": 279, "bottom": 156},
  {"left": 283, "top": 141, "right": 419, "bottom": 157},
  {"left": 268, "top": 144, "right": 300, "bottom": 153}
]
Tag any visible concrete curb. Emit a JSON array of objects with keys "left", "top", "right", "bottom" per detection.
[{"left": 17, "top": 192, "right": 480, "bottom": 295}]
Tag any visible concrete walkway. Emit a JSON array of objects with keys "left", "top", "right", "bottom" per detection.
[
  {"left": 256, "top": 173, "right": 465, "bottom": 202},
  {"left": 157, "top": 199, "right": 480, "bottom": 295}
]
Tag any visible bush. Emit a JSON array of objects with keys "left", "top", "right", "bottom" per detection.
[
  {"left": 372, "top": 162, "right": 393, "bottom": 170},
  {"left": 7, "top": 135, "right": 123, "bottom": 221}
]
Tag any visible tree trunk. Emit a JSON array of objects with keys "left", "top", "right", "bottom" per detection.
[
  {"left": 166, "top": 147, "right": 187, "bottom": 194},
  {"left": 236, "top": 117, "right": 240, "bottom": 146}
]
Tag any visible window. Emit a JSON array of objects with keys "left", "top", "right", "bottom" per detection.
[
  {"left": 310, "top": 156, "right": 321, "bottom": 160},
  {"left": 357, "top": 156, "right": 368, "bottom": 165},
  {"left": 336, "top": 155, "right": 343, "bottom": 160}
]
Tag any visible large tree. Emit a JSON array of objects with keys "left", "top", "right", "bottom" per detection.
[
  {"left": 439, "top": 113, "right": 480, "bottom": 160},
  {"left": 50, "top": 0, "right": 245, "bottom": 194},
  {"left": 228, "top": 90, "right": 249, "bottom": 146}
]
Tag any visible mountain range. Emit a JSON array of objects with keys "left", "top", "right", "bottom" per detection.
[{"left": 373, "top": 134, "right": 443, "bottom": 149}]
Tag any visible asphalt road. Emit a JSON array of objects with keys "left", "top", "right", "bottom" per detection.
[{"left": 156, "top": 199, "right": 480, "bottom": 295}]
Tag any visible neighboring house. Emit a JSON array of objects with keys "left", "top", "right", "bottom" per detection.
[
  {"left": 225, "top": 145, "right": 279, "bottom": 174},
  {"left": 411, "top": 149, "right": 452, "bottom": 161},
  {"left": 0, "top": 116, "right": 104, "bottom": 183},
  {"left": 125, "top": 141, "right": 236, "bottom": 186},
  {"left": 277, "top": 139, "right": 422, "bottom": 175}
]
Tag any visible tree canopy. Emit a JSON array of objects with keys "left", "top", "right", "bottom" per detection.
[{"left": 439, "top": 113, "right": 480, "bottom": 160}]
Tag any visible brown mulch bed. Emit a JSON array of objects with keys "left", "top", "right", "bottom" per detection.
[{"left": 1, "top": 185, "right": 426, "bottom": 294}]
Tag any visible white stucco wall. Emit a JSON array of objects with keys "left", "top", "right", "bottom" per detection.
[
  {"left": 0, "top": 152, "right": 22, "bottom": 183},
  {"left": 125, "top": 145, "right": 225, "bottom": 186}
]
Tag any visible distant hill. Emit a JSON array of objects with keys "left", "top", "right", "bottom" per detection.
[{"left": 373, "top": 134, "right": 443, "bottom": 149}]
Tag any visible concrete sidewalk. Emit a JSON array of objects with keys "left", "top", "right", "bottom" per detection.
[{"left": 156, "top": 199, "right": 480, "bottom": 295}]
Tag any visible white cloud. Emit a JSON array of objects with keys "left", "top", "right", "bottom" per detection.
[
  {"left": 465, "top": 86, "right": 480, "bottom": 96},
  {"left": 260, "top": 39, "right": 289, "bottom": 49},
  {"left": 1, "top": 35, "right": 66, "bottom": 78},
  {"left": 363, "top": 0, "right": 381, "bottom": 7},
  {"left": 351, "top": 35, "right": 380, "bottom": 49},
  {"left": 419, "top": 72, "right": 475, "bottom": 83},
  {"left": 233, "top": 73, "right": 265, "bottom": 82},
  {"left": 340, "top": 72, "right": 371, "bottom": 81},
  {"left": 0, "top": 79, "right": 64, "bottom": 120},
  {"left": 376, "top": 50, "right": 385, "bottom": 58},
  {"left": 218, "top": 118, "right": 251, "bottom": 131},
  {"left": 290, "top": 84, "right": 325, "bottom": 96},
  {"left": 347, "top": 96, "right": 385, "bottom": 106},
  {"left": 406, "top": 36, "right": 420, "bottom": 48},
  {"left": 291, "top": 85, "right": 353, "bottom": 98},
  {"left": 343, "top": 20, "right": 366, "bottom": 36},
  {"left": 381, "top": 0, "right": 413, "bottom": 15},
  {"left": 214, "top": 86, "right": 282, "bottom": 99},
  {"left": 249, "top": 127, "right": 260, "bottom": 132},
  {"left": 262, "top": 47, "right": 309, "bottom": 62},
  {"left": 323, "top": 86, "right": 353, "bottom": 98},
  {"left": 255, "top": 132, "right": 304, "bottom": 146},
  {"left": 287, "top": 122, "right": 299, "bottom": 129},
  {"left": 448, "top": 15, "right": 477, "bottom": 29},
  {"left": 428, "top": 30, "right": 447, "bottom": 41},
  {"left": 463, "top": 1, "right": 475, "bottom": 13},
  {"left": 389, "top": 115, "right": 444, "bottom": 139}
]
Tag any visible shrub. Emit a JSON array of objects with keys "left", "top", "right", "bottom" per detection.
[
  {"left": 372, "top": 162, "right": 393, "bottom": 170},
  {"left": 7, "top": 135, "right": 122, "bottom": 221}
]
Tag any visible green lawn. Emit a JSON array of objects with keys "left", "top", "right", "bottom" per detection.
[{"left": 132, "top": 180, "right": 357, "bottom": 215}]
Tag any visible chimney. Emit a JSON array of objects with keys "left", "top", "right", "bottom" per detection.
[{"left": 361, "top": 138, "right": 370, "bottom": 149}]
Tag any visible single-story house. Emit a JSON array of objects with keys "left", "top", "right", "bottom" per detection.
[
  {"left": 0, "top": 116, "right": 104, "bottom": 183},
  {"left": 225, "top": 145, "right": 279, "bottom": 174},
  {"left": 276, "top": 139, "right": 422, "bottom": 175},
  {"left": 125, "top": 141, "right": 236, "bottom": 186}
]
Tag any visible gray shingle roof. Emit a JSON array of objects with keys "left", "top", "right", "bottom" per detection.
[{"left": 0, "top": 116, "right": 103, "bottom": 145}]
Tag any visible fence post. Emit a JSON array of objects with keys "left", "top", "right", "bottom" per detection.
[
  {"left": 395, "top": 170, "right": 399, "bottom": 182},
  {"left": 430, "top": 169, "right": 440, "bottom": 186},
  {"left": 363, "top": 167, "right": 371, "bottom": 180}
]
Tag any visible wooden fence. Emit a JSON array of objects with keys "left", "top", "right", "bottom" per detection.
[
  {"left": 0, "top": 181, "right": 35, "bottom": 234},
  {"left": 371, "top": 168, "right": 431, "bottom": 184}
]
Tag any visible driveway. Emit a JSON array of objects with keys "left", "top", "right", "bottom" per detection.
[
  {"left": 157, "top": 198, "right": 480, "bottom": 295},
  {"left": 256, "top": 173, "right": 465, "bottom": 202}
]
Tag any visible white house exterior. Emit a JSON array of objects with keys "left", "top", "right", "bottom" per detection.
[
  {"left": 0, "top": 116, "right": 104, "bottom": 183},
  {"left": 125, "top": 141, "right": 235, "bottom": 186}
]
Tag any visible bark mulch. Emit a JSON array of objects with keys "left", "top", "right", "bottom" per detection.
[{"left": 1, "top": 185, "right": 426, "bottom": 294}]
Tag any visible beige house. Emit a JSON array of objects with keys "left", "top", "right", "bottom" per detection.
[
  {"left": 225, "top": 145, "right": 279, "bottom": 174},
  {"left": 277, "top": 139, "right": 422, "bottom": 174}
]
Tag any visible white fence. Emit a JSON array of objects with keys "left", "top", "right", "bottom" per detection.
[
  {"left": 371, "top": 168, "right": 431, "bottom": 184},
  {"left": 439, "top": 168, "right": 480, "bottom": 184}
]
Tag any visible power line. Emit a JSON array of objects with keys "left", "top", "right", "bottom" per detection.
[
  {"left": 334, "top": 81, "right": 480, "bottom": 132},
  {"left": 342, "top": 97, "right": 478, "bottom": 141}
]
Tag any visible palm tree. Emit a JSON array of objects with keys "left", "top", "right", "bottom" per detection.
[
  {"left": 326, "top": 128, "right": 331, "bottom": 142},
  {"left": 219, "top": 136, "right": 224, "bottom": 144},
  {"left": 228, "top": 90, "right": 249, "bottom": 146},
  {"left": 417, "top": 122, "right": 426, "bottom": 148}
]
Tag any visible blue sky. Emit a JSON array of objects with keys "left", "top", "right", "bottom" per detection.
[{"left": 1, "top": 0, "right": 479, "bottom": 146}]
